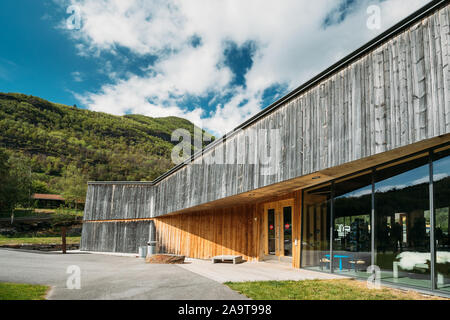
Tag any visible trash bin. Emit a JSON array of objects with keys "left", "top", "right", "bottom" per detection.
[
  {"left": 147, "top": 241, "right": 158, "bottom": 256},
  {"left": 138, "top": 246, "right": 147, "bottom": 258}
]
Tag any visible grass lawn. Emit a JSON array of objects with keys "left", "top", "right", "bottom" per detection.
[
  {"left": 225, "top": 279, "right": 447, "bottom": 300},
  {"left": 0, "top": 282, "right": 49, "bottom": 300},
  {"left": 55, "top": 208, "right": 84, "bottom": 217},
  {"left": 0, "top": 236, "right": 81, "bottom": 245},
  {"left": 0, "top": 208, "right": 84, "bottom": 219}
]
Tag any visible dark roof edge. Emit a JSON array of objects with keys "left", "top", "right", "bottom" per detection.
[{"left": 88, "top": 0, "right": 446, "bottom": 186}]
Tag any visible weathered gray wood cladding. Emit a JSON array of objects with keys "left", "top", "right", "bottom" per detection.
[
  {"left": 83, "top": 184, "right": 154, "bottom": 220},
  {"left": 83, "top": 4, "right": 450, "bottom": 223},
  {"left": 81, "top": 221, "right": 152, "bottom": 253}
]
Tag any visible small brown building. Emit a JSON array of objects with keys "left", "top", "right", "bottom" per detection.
[
  {"left": 32, "top": 194, "right": 85, "bottom": 210},
  {"left": 32, "top": 194, "right": 66, "bottom": 209}
]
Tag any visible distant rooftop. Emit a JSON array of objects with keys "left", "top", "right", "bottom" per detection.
[{"left": 32, "top": 194, "right": 65, "bottom": 201}]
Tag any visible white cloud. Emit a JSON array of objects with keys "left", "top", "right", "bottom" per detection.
[
  {"left": 63, "top": 0, "right": 430, "bottom": 136},
  {"left": 412, "top": 175, "right": 430, "bottom": 185},
  {"left": 347, "top": 188, "right": 372, "bottom": 198},
  {"left": 432, "top": 173, "right": 449, "bottom": 183},
  {"left": 375, "top": 172, "right": 448, "bottom": 194},
  {"left": 71, "top": 71, "right": 83, "bottom": 82},
  {"left": 412, "top": 173, "right": 448, "bottom": 185},
  {"left": 376, "top": 184, "right": 408, "bottom": 193}
]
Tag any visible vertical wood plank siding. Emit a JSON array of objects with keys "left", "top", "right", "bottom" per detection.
[
  {"left": 153, "top": 205, "right": 258, "bottom": 261},
  {"left": 82, "top": 4, "right": 450, "bottom": 253},
  {"left": 81, "top": 221, "right": 152, "bottom": 253},
  {"left": 83, "top": 184, "right": 154, "bottom": 220}
]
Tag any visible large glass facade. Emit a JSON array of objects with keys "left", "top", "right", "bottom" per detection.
[
  {"left": 434, "top": 147, "right": 450, "bottom": 293},
  {"left": 301, "top": 184, "right": 331, "bottom": 271},
  {"left": 333, "top": 172, "right": 372, "bottom": 277},
  {"left": 300, "top": 143, "right": 450, "bottom": 295},
  {"left": 375, "top": 155, "right": 430, "bottom": 289}
]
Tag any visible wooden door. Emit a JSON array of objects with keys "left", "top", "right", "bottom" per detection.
[{"left": 264, "top": 199, "right": 294, "bottom": 258}]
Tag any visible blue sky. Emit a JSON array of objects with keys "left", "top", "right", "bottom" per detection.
[
  {"left": 0, "top": 1, "right": 89, "bottom": 105},
  {"left": 0, "top": 0, "right": 431, "bottom": 136}
]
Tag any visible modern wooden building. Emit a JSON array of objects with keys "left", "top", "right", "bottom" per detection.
[{"left": 82, "top": 0, "right": 450, "bottom": 295}]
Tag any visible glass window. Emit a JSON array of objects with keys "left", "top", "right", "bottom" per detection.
[
  {"left": 374, "top": 155, "right": 431, "bottom": 289},
  {"left": 433, "top": 148, "right": 450, "bottom": 293},
  {"left": 332, "top": 172, "right": 372, "bottom": 277},
  {"left": 300, "top": 144, "right": 450, "bottom": 294},
  {"left": 268, "top": 209, "right": 275, "bottom": 255},
  {"left": 283, "top": 206, "right": 292, "bottom": 257},
  {"left": 301, "top": 184, "right": 331, "bottom": 271}
]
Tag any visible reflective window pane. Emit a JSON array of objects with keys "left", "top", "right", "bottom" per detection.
[
  {"left": 433, "top": 148, "right": 450, "bottom": 293},
  {"left": 268, "top": 209, "right": 275, "bottom": 255},
  {"left": 333, "top": 173, "right": 372, "bottom": 277},
  {"left": 283, "top": 207, "right": 292, "bottom": 257},
  {"left": 301, "top": 185, "right": 331, "bottom": 271},
  {"left": 375, "top": 155, "right": 431, "bottom": 289}
]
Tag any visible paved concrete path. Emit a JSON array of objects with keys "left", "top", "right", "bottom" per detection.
[
  {"left": 0, "top": 249, "right": 248, "bottom": 300},
  {"left": 178, "top": 258, "right": 348, "bottom": 283}
]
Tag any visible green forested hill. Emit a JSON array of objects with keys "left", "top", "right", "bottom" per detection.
[{"left": 0, "top": 92, "right": 213, "bottom": 194}]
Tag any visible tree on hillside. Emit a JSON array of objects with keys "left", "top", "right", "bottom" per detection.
[
  {"left": 59, "top": 165, "right": 88, "bottom": 210},
  {"left": 0, "top": 150, "right": 32, "bottom": 216},
  {"left": 7, "top": 154, "right": 33, "bottom": 209},
  {"left": 55, "top": 165, "right": 87, "bottom": 253},
  {"left": 31, "top": 180, "right": 52, "bottom": 194},
  {"left": 0, "top": 92, "right": 215, "bottom": 190},
  {"left": 0, "top": 149, "right": 10, "bottom": 211}
]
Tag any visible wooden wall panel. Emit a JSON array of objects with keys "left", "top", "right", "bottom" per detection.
[
  {"left": 152, "top": 194, "right": 303, "bottom": 266},
  {"left": 292, "top": 191, "right": 302, "bottom": 268},
  {"left": 80, "top": 221, "right": 153, "bottom": 253},
  {"left": 153, "top": 204, "right": 260, "bottom": 262}
]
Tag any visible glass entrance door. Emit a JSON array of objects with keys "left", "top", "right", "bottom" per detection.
[
  {"left": 265, "top": 199, "right": 294, "bottom": 258},
  {"left": 283, "top": 206, "right": 292, "bottom": 257},
  {"left": 268, "top": 209, "right": 276, "bottom": 255}
]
